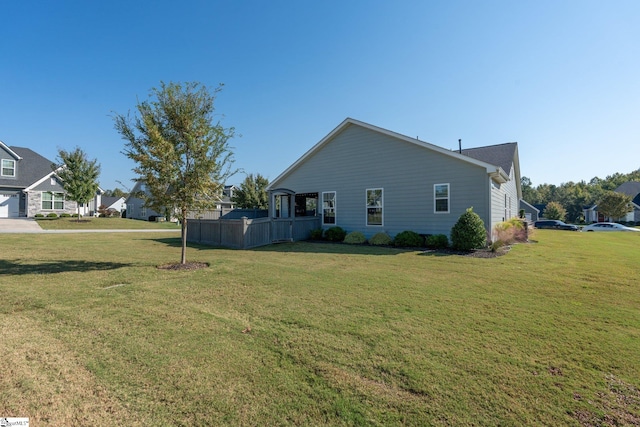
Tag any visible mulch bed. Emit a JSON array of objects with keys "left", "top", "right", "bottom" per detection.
[
  {"left": 423, "top": 246, "right": 511, "bottom": 258},
  {"left": 157, "top": 262, "right": 210, "bottom": 271}
]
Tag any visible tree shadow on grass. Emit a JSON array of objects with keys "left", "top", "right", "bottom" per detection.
[
  {"left": 143, "top": 237, "right": 411, "bottom": 256},
  {"left": 0, "top": 259, "right": 133, "bottom": 275}
]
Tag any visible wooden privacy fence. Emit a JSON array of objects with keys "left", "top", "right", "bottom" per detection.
[{"left": 186, "top": 216, "right": 321, "bottom": 249}]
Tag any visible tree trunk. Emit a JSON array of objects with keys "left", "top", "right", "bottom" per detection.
[{"left": 181, "top": 211, "right": 188, "bottom": 264}]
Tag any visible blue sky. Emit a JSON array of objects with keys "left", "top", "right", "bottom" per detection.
[{"left": 1, "top": 1, "right": 639, "bottom": 191}]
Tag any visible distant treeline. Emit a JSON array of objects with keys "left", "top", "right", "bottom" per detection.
[{"left": 522, "top": 169, "right": 640, "bottom": 222}]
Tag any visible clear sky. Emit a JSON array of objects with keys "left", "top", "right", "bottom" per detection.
[{"left": 1, "top": 1, "right": 639, "bottom": 191}]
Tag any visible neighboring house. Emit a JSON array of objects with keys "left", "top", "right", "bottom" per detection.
[
  {"left": 584, "top": 181, "right": 640, "bottom": 223},
  {"left": 124, "top": 180, "right": 164, "bottom": 220},
  {"left": 125, "top": 180, "right": 235, "bottom": 220},
  {"left": 266, "top": 118, "right": 522, "bottom": 239},
  {"left": 220, "top": 185, "right": 237, "bottom": 210},
  {"left": 0, "top": 140, "right": 101, "bottom": 218},
  {"left": 101, "top": 196, "right": 126, "bottom": 213},
  {"left": 519, "top": 199, "right": 540, "bottom": 221}
]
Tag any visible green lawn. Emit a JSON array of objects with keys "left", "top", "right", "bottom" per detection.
[
  {"left": 35, "top": 217, "right": 180, "bottom": 230},
  {"left": 1, "top": 230, "right": 639, "bottom": 425}
]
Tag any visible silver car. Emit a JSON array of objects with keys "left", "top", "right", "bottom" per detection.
[{"left": 582, "top": 222, "right": 640, "bottom": 232}]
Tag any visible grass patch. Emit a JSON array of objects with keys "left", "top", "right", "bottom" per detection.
[
  {"left": 35, "top": 217, "right": 180, "bottom": 230},
  {"left": 0, "top": 230, "right": 639, "bottom": 425}
]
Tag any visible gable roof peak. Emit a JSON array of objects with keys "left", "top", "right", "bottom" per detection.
[{"left": 0, "top": 140, "right": 24, "bottom": 160}]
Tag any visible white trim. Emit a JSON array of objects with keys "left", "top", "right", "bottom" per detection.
[
  {"left": 322, "top": 191, "right": 336, "bottom": 225},
  {"left": 267, "top": 118, "right": 507, "bottom": 190},
  {"left": 366, "top": 188, "right": 383, "bottom": 226},
  {"left": 23, "top": 168, "right": 64, "bottom": 191},
  {"left": 1, "top": 159, "right": 16, "bottom": 177},
  {"left": 0, "top": 140, "right": 23, "bottom": 160},
  {"left": 434, "top": 183, "right": 450, "bottom": 214},
  {"left": 41, "top": 191, "right": 65, "bottom": 210}
]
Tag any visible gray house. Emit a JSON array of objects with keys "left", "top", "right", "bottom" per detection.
[
  {"left": 0, "top": 140, "right": 101, "bottom": 218},
  {"left": 124, "top": 180, "right": 165, "bottom": 220},
  {"left": 125, "top": 181, "right": 236, "bottom": 221},
  {"left": 583, "top": 181, "right": 640, "bottom": 223},
  {"left": 266, "top": 118, "right": 522, "bottom": 239}
]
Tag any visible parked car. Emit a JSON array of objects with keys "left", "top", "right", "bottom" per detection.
[
  {"left": 534, "top": 220, "right": 580, "bottom": 231},
  {"left": 581, "top": 222, "right": 640, "bottom": 232}
]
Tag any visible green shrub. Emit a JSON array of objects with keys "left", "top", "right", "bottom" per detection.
[
  {"left": 425, "top": 234, "right": 449, "bottom": 249},
  {"left": 450, "top": 207, "right": 487, "bottom": 250},
  {"left": 369, "top": 232, "right": 392, "bottom": 246},
  {"left": 71, "top": 213, "right": 81, "bottom": 218},
  {"left": 60, "top": 213, "right": 71, "bottom": 218},
  {"left": 324, "top": 226, "right": 347, "bottom": 242},
  {"left": 394, "top": 230, "right": 424, "bottom": 247},
  {"left": 309, "top": 228, "right": 323, "bottom": 240},
  {"left": 35, "top": 213, "right": 44, "bottom": 218},
  {"left": 46, "top": 213, "right": 58, "bottom": 218},
  {"left": 343, "top": 231, "right": 367, "bottom": 245}
]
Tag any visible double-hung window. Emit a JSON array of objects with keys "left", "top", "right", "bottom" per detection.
[
  {"left": 42, "top": 192, "right": 64, "bottom": 210},
  {"left": 1, "top": 159, "right": 15, "bottom": 177},
  {"left": 366, "top": 188, "right": 383, "bottom": 226},
  {"left": 322, "top": 192, "right": 336, "bottom": 224},
  {"left": 434, "top": 184, "right": 449, "bottom": 213}
]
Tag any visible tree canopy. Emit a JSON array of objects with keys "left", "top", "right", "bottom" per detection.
[
  {"left": 54, "top": 147, "right": 101, "bottom": 221},
  {"left": 113, "top": 81, "right": 236, "bottom": 265},
  {"left": 597, "top": 191, "right": 633, "bottom": 221},
  {"left": 232, "top": 173, "right": 269, "bottom": 209},
  {"left": 521, "top": 169, "right": 640, "bottom": 222}
]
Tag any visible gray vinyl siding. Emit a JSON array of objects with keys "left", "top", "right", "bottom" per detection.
[
  {"left": 32, "top": 176, "right": 65, "bottom": 192},
  {"left": 272, "top": 124, "right": 492, "bottom": 238},
  {"left": 490, "top": 163, "right": 519, "bottom": 227}
]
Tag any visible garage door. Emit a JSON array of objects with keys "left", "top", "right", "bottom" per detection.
[{"left": 0, "top": 193, "right": 19, "bottom": 217}]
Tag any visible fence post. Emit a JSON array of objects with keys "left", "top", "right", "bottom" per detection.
[{"left": 241, "top": 216, "right": 248, "bottom": 249}]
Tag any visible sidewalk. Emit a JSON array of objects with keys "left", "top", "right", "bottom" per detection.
[{"left": 0, "top": 218, "right": 180, "bottom": 233}]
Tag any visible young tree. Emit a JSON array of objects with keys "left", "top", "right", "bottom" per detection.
[
  {"left": 232, "top": 173, "right": 269, "bottom": 209},
  {"left": 54, "top": 147, "right": 101, "bottom": 222},
  {"left": 543, "top": 201, "right": 567, "bottom": 221},
  {"left": 597, "top": 191, "right": 633, "bottom": 221},
  {"left": 113, "top": 81, "right": 236, "bottom": 265}
]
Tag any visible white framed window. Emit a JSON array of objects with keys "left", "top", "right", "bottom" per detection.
[
  {"left": 1, "top": 159, "right": 15, "bottom": 177},
  {"left": 42, "top": 192, "right": 64, "bottom": 210},
  {"left": 366, "top": 188, "right": 383, "bottom": 226},
  {"left": 322, "top": 191, "right": 336, "bottom": 225},
  {"left": 434, "top": 183, "right": 449, "bottom": 213},
  {"left": 141, "top": 206, "right": 147, "bottom": 217}
]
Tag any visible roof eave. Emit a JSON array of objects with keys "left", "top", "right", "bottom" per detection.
[
  {"left": 0, "top": 141, "right": 23, "bottom": 160},
  {"left": 490, "top": 168, "right": 509, "bottom": 184}
]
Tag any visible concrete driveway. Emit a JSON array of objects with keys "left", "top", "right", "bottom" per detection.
[
  {"left": 0, "top": 218, "right": 43, "bottom": 233},
  {"left": 0, "top": 218, "right": 181, "bottom": 234}
]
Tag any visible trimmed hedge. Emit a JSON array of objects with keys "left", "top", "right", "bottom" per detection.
[
  {"left": 324, "top": 226, "right": 347, "bottom": 242},
  {"left": 451, "top": 207, "right": 486, "bottom": 250},
  {"left": 369, "top": 232, "right": 392, "bottom": 246},
  {"left": 343, "top": 231, "right": 367, "bottom": 245},
  {"left": 309, "top": 228, "right": 323, "bottom": 240},
  {"left": 425, "top": 234, "right": 449, "bottom": 249},
  {"left": 394, "top": 230, "right": 424, "bottom": 247}
]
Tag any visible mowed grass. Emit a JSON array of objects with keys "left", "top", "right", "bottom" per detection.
[
  {"left": 0, "top": 230, "right": 639, "bottom": 425},
  {"left": 35, "top": 217, "right": 180, "bottom": 230}
]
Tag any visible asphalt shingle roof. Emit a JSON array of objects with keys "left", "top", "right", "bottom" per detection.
[
  {"left": 0, "top": 146, "right": 56, "bottom": 188},
  {"left": 460, "top": 142, "right": 517, "bottom": 176},
  {"left": 615, "top": 181, "right": 640, "bottom": 205}
]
